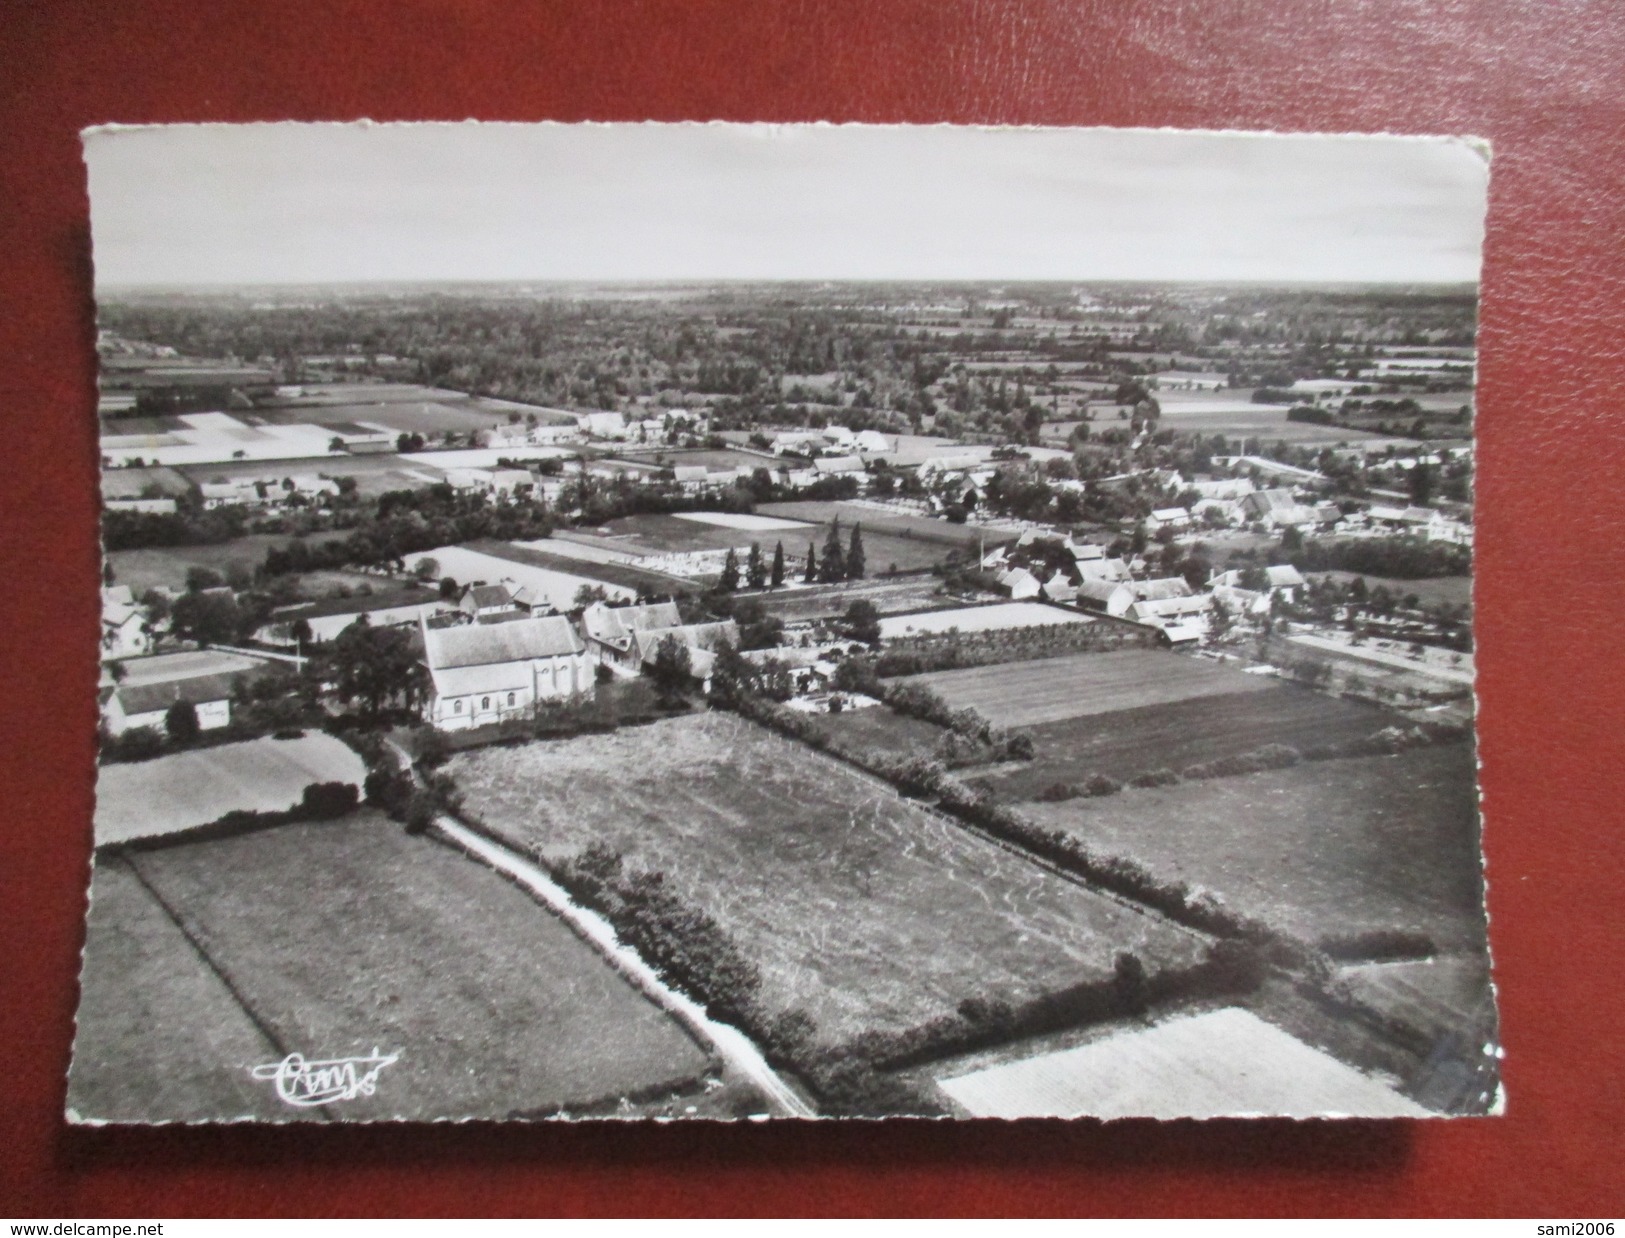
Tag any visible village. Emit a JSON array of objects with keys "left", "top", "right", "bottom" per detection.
[{"left": 74, "top": 281, "right": 1493, "bottom": 1122}]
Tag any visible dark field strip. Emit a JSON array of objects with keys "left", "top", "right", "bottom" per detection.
[{"left": 988, "top": 687, "right": 1394, "bottom": 798}]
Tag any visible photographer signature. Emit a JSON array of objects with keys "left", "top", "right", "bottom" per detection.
[{"left": 249, "top": 1048, "right": 400, "bottom": 1107}]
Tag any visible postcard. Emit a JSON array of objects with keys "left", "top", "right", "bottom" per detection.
[{"left": 71, "top": 122, "right": 1497, "bottom": 1121}]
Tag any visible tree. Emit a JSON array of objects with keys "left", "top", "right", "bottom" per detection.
[
  {"left": 324, "top": 617, "right": 427, "bottom": 719},
  {"left": 846, "top": 523, "right": 866, "bottom": 581},
  {"left": 745, "top": 542, "right": 766, "bottom": 590},
  {"left": 648, "top": 634, "right": 693, "bottom": 701},
  {"left": 718, "top": 547, "right": 741, "bottom": 593},
  {"left": 819, "top": 519, "right": 846, "bottom": 583},
  {"left": 412, "top": 557, "right": 440, "bottom": 583},
  {"left": 1409, "top": 461, "right": 1436, "bottom": 506},
  {"left": 842, "top": 599, "right": 882, "bottom": 648},
  {"left": 164, "top": 699, "right": 200, "bottom": 744},
  {"left": 185, "top": 566, "right": 225, "bottom": 593},
  {"left": 803, "top": 542, "right": 818, "bottom": 584},
  {"left": 574, "top": 583, "right": 611, "bottom": 608},
  {"left": 770, "top": 541, "right": 785, "bottom": 588},
  {"left": 170, "top": 590, "right": 242, "bottom": 646},
  {"left": 288, "top": 617, "right": 313, "bottom": 648}
]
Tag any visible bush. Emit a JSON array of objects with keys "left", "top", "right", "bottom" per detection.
[
  {"left": 594, "top": 662, "right": 614, "bottom": 685},
  {"left": 1319, "top": 929, "right": 1436, "bottom": 962},
  {"left": 1128, "top": 767, "right": 1181, "bottom": 789},
  {"left": 1184, "top": 744, "right": 1302, "bottom": 780},
  {"left": 1035, "top": 781, "right": 1079, "bottom": 802},
  {"left": 1083, "top": 772, "right": 1122, "bottom": 797},
  {"left": 299, "top": 781, "right": 360, "bottom": 820},
  {"left": 100, "top": 725, "right": 166, "bottom": 763}
]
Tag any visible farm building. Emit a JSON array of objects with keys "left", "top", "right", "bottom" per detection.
[
  {"left": 1074, "top": 580, "right": 1136, "bottom": 617},
  {"left": 813, "top": 455, "right": 865, "bottom": 476},
  {"left": 1124, "top": 592, "right": 1212, "bottom": 633},
  {"left": 459, "top": 582, "right": 527, "bottom": 622},
  {"left": 580, "top": 599, "right": 684, "bottom": 669},
  {"left": 630, "top": 620, "right": 740, "bottom": 689},
  {"left": 102, "top": 672, "right": 239, "bottom": 736},
  {"left": 996, "top": 567, "right": 1043, "bottom": 600},
  {"left": 421, "top": 613, "right": 594, "bottom": 731},
  {"left": 1242, "top": 488, "right": 1327, "bottom": 529},
  {"left": 1147, "top": 506, "right": 1193, "bottom": 532}
]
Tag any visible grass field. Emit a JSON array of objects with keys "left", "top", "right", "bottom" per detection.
[
  {"left": 67, "top": 858, "right": 287, "bottom": 1123},
  {"left": 757, "top": 501, "right": 992, "bottom": 547},
  {"left": 95, "top": 733, "right": 367, "bottom": 845},
  {"left": 100, "top": 465, "right": 194, "bottom": 500},
  {"left": 106, "top": 531, "right": 353, "bottom": 594},
  {"left": 935, "top": 1007, "right": 1429, "bottom": 1118},
  {"left": 803, "top": 705, "right": 949, "bottom": 762},
  {"left": 984, "top": 687, "right": 1392, "bottom": 799},
  {"left": 1310, "top": 572, "right": 1473, "bottom": 610},
  {"left": 69, "top": 811, "right": 713, "bottom": 1122},
  {"left": 1025, "top": 744, "right": 1488, "bottom": 955},
  {"left": 879, "top": 602, "right": 1093, "bottom": 639},
  {"left": 447, "top": 712, "right": 1207, "bottom": 1047},
  {"left": 912, "top": 650, "right": 1277, "bottom": 729}
]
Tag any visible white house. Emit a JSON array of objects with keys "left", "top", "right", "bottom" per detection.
[
  {"left": 101, "top": 594, "right": 152, "bottom": 660},
  {"left": 1074, "top": 580, "right": 1136, "bottom": 617},
  {"left": 997, "top": 567, "right": 1043, "bottom": 600},
  {"left": 459, "top": 582, "right": 526, "bottom": 622},
  {"left": 421, "top": 614, "right": 593, "bottom": 731}
]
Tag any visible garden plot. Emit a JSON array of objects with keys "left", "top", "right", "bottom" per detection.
[
  {"left": 936, "top": 1007, "right": 1430, "bottom": 1118},
  {"left": 447, "top": 712, "right": 1206, "bottom": 1048},
  {"left": 879, "top": 602, "right": 1092, "bottom": 640},
  {"left": 912, "top": 649, "right": 1276, "bottom": 729},
  {"left": 95, "top": 733, "right": 366, "bottom": 846},
  {"left": 1025, "top": 743, "right": 1488, "bottom": 955},
  {"left": 74, "top": 811, "right": 713, "bottom": 1122}
]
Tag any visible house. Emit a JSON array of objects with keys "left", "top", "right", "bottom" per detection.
[
  {"left": 1074, "top": 580, "right": 1136, "bottom": 617},
  {"left": 1242, "top": 488, "right": 1324, "bottom": 528},
  {"left": 1076, "top": 555, "right": 1133, "bottom": 585},
  {"left": 813, "top": 455, "right": 864, "bottom": 476},
  {"left": 1125, "top": 592, "right": 1213, "bottom": 629},
  {"left": 631, "top": 620, "right": 740, "bottom": 690},
  {"left": 1147, "top": 507, "right": 1193, "bottom": 532},
  {"left": 459, "top": 582, "right": 526, "bottom": 622},
  {"left": 1040, "top": 572, "right": 1079, "bottom": 604},
  {"left": 580, "top": 599, "right": 684, "bottom": 669},
  {"left": 421, "top": 613, "right": 593, "bottom": 731},
  {"left": 853, "top": 430, "right": 891, "bottom": 454},
  {"left": 101, "top": 672, "right": 237, "bottom": 735},
  {"left": 996, "top": 567, "right": 1043, "bottom": 600},
  {"left": 578, "top": 411, "right": 629, "bottom": 440},
  {"left": 101, "top": 593, "right": 151, "bottom": 660},
  {"left": 1132, "top": 577, "right": 1195, "bottom": 603}
]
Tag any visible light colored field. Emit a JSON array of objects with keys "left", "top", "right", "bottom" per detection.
[
  {"left": 913, "top": 649, "right": 1276, "bottom": 728},
  {"left": 671, "top": 512, "right": 812, "bottom": 532},
  {"left": 71, "top": 812, "right": 711, "bottom": 1122},
  {"left": 95, "top": 733, "right": 366, "bottom": 845},
  {"left": 401, "top": 544, "right": 637, "bottom": 609},
  {"left": 880, "top": 602, "right": 1092, "bottom": 640},
  {"left": 447, "top": 712, "right": 1206, "bottom": 1046},
  {"left": 1310, "top": 572, "right": 1473, "bottom": 610},
  {"left": 937, "top": 1007, "right": 1430, "bottom": 1118}
]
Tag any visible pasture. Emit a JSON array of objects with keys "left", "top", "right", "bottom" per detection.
[
  {"left": 70, "top": 811, "right": 712, "bottom": 1122},
  {"left": 94, "top": 732, "right": 366, "bottom": 846},
  {"left": 985, "top": 687, "right": 1392, "bottom": 800},
  {"left": 758, "top": 500, "right": 995, "bottom": 548},
  {"left": 106, "top": 531, "right": 353, "bottom": 594},
  {"left": 1310, "top": 572, "right": 1473, "bottom": 610},
  {"left": 804, "top": 705, "right": 949, "bottom": 763},
  {"left": 751, "top": 576, "right": 958, "bottom": 624},
  {"left": 446, "top": 712, "right": 1207, "bottom": 1047},
  {"left": 100, "top": 465, "right": 193, "bottom": 500},
  {"left": 1025, "top": 743, "right": 1488, "bottom": 955},
  {"left": 935, "top": 1007, "right": 1428, "bottom": 1118},
  {"left": 911, "top": 649, "right": 1276, "bottom": 729}
]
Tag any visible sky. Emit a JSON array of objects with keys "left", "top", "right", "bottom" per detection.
[{"left": 84, "top": 122, "right": 1489, "bottom": 288}]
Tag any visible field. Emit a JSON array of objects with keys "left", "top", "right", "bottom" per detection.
[
  {"left": 670, "top": 511, "right": 812, "bottom": 532},
  {"left": 1025, "top": 744, "right": 1488, "bottom": 954},
  {"left": 935, "top": 1007, "right": 1428, "bottom": 1119},
  {"left": 758, "top": 500, "right": 996, "bottom": 547},
  {"left": 100, "top": 465, "right": 194, "bottom": 499},
  {"left": 106, "top": 531, "right": 353, "bottom": 594},
  {"left": 751, "top": 576, "right": 961, "bottom": 623},
  {"left": 1148, "top": 394, "right": 1403, "bottom": 446},
  {"left": 1310, "top": 571, "right": 1473, "bottom": 610},
  {"left": 446, "top": 712, "right": 1207, "bottom": 1047},
  {"left": 178, "top": 452, "right": 448, "bottom": 498},
  {"left": 465, "top": 539, "right": 687, "bottom": 597},
  {"left": 94, "top": 733, "right": 366, "bottom": 845},
  {"left": 983, "top": 686, "right": 1392, "bottom": 799},
  {"left": 68, "top": 811, "right": 712, "bottom": 1122},
  {"left": 911, "top": 649, "right": 1277, "bottom": 728},
  {"left": 803, "top": 704, "right": 948, "bottom": 762},
  {"left": 401, "top": 544, "right": 638, "bottom": 609},
  {"left": 879, "top": 602, "right": 1093, "bottom": 640},
  {"left": 583, "top": 512, "right": 762, "bottom": 552}
]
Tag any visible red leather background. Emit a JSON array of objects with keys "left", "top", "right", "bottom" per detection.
[{"left": 2, "top": 0, "right": 1621, "bottom": 1217}]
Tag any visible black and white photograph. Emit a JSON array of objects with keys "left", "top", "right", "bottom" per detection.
[{"left": 72, "top": 121, "right": 1496, "bottom": 1123}]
